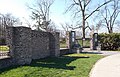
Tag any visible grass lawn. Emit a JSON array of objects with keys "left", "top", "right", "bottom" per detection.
[
  {"left": 0, "top": 54, "right": 103, "bottom": 77},
  {"left": 0, "top": 46, "right": 9, "bottom": 51},
  {"left": 60, "top": 39, "right": 90, "bottom": 48},
  {"left": 60, "top": 43, "right": 67, "bottom": 48},
  {"left": 78, "top": 40, "right": 90, "bottom": 47}
]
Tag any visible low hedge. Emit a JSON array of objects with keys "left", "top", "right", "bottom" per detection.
[{"left": 98, "top": 33, "right": 120, "bottom": 51}]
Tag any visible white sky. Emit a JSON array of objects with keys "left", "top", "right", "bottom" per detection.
[
  {"left": 0, "top": 0, "right": 28, "bottom": 17},
  {"left": 0, "top": 0, "right": 70, "bottom": 29},
  {"left": 0, "top": 0, "right": 119, "bottom": 33}
]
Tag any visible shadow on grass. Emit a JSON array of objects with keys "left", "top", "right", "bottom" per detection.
[
  {"left": 0, "top": 56, "right": 89, "bottom": 74},
  {"left": 30, "top": 56, "right": 89, "bottom": 70}
]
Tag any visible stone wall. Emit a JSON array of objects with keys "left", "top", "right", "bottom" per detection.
[
  {"left": 31, "top": 30, "right": 50, "bottom": 59},
  {"left": 49, "top": 32, "right": 60, "bottom": 57},
  {"left": 0, "top": 26, "right": 60, "bottom": 69},
  {"left": 13, "top": 27, "right": 32, "bottom": 65},
  {"left": 0, "top": 58, "right": 14, "bottom": 69}
]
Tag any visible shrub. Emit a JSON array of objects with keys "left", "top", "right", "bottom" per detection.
[{"left": 98, "top": 33, "right": 120, "bottom": 51}]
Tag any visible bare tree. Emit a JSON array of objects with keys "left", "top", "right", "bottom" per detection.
[
  {"left": 61, "top": 23, "right": 71, "bottom": 32},
  {"left": 47, "top": 21, "right": 57, "bottom": 32},
  {"left": 0, "top": 13, "right": 19, "bottom": 44},
  {"left": 0, "top": 13, "right": 19, "bottom": 27},
  {"left": 28, "top": 0, "right": 55, "bottom": 31},
  {"left": 60, "top": 23, "right": 70, "bottom": 38},
  {"left": 99, "top": 0, "right": 120, "bottom": 33},
  {"left": 66, "top": 0, "right": 113, "bottom": 38},
  {"left": 60, "top": 22, "right": 80, "bottom": 37}
]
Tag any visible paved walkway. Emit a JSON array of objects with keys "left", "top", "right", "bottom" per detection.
[
  {"left": 90, "top": 53, "right": 120, "bottom": 77},
  {"left": 83, "top": 48, "right": 120, "bottom": 56}
]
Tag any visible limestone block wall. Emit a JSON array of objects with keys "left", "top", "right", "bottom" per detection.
[
  {"left": 49, "top": 32, "right": 60, "bottom": 57},
  {"left": 0, "top": 26, "right": 60, "bottom": 69},
  {"left": 0, "top": 58, "right": 14, "bottom": 69},
  {"left": 6, "top": 27, "right": 14, "bottom": 57},
  {"left": 13, "top": 27, "right": 32, "bottom": 65},
  {"left": 31, "top": 30, "right": 49, "bottom": 59}
]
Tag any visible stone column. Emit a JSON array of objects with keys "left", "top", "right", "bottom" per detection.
[
  {"left": 49, "top": 32, "right": 60, "bottom": 57},
  {"left": 6, "top": 27, "right": 14, "bottom": 57},
  {"left": 66, "top": 31, "right": 70, "bottom": 48},
  {"left": 12, "top": 27, "right": 32, "bottom": 65}
]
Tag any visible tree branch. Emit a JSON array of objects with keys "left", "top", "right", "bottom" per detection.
[
  {"left": 73, "top": 10, "right": 81, "bottom": 18},
  {"left": 65, "top": 3, "right": 76, "bottom": 13},
  {"left": 78, "top": 0, "right": 84, "bottom": 11},
  {"left": 101, "top": 10, "right": 110, "bottom": 28},
  {"left": 73, "top": 0, "right": 79, "bottom": 5},
  {"left": 111, "top": 11, "right": 120, "bottom": 27},
  {"left": 85, "top": 0, "right": 113, "bottom": 20},
  {"left": 85, "top": 0, "right": 91, "bottom": 7}
]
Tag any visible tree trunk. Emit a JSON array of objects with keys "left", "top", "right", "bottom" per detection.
[
  {"left": 82, "top": 11, "right": 85, "bottom": 39},
  {"left": 108, "top": 25, "right": 113, "bottom": 33},
  {"left": 82, "top": 21, "right": 85, "bottom": 38},
  {"left": 108, "top": 27, "right": 113, "bottom": 33},
  {"left": 81, "top": 12, "right": 86, "bottom": 47}
]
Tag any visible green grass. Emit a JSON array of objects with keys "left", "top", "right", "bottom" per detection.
[
  {"left": 0, "top": 54, "right": 103, "bottom": 77},
  {"left": 0, "top": 46, "right": 9, "bottom": 51},
  {"left": 60, "top": 43, "right": 67, "bottom": 48},
  {"left": 78, "top": 40, "right": 90, "bottom": 47},
  {"left": 60, "top": 39, "right": 90, "bottom": 48}
]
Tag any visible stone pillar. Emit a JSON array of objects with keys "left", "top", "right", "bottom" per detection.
[
  {"left": 49, "top": 32, "right": 60, "bottom": 57},
  {"left": 69, "top": 31, "right": 76, "bottom": 53},
  {"left": 90, "top": 31, "right": 93, "bottom": 50},
  {"left": 6, "top": 27, "right": 14, "bottom": 57},
  {"left": 12, "top": 27, "right": 32, "bottom": 65},
  {"left": 66, "top": 31, "right": 70, "bottom": 48}
]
